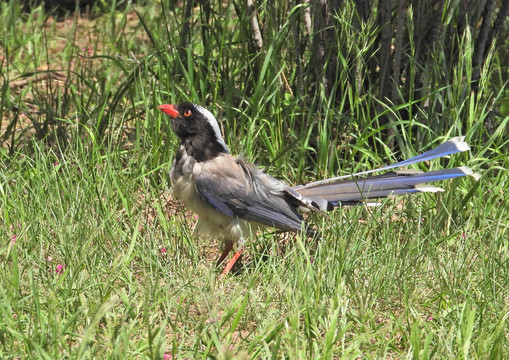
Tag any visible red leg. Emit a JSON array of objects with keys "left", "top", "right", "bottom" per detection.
[
  {"left": 216, "top": 240, "right": 234, "bottom": 267},
  {"left": 220, "top": 247, "right": 244, "bottom": 277}
]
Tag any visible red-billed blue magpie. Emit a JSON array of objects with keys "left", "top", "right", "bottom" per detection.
[{"left": 158, "top": 102, "right": 477, "bottom": 275}]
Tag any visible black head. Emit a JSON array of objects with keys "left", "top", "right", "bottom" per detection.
[{"left": 158, "top": 102, "right": 229, "bottom": 161}]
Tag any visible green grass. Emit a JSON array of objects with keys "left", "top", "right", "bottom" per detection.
[{"left": 1, "top": 1, "right": 508, "bottom": 359}]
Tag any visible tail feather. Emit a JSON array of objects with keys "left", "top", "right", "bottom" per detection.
[
  {"left": 300, "top": 136, "right": 471, "bottom": 189},
  {"left": 292, "top": 137, "right": 478, "bottom": 209},
  {"left": 296, "top": 167, "right": 474, "bottom": 205}
]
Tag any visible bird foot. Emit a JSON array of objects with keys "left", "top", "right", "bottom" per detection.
[{"left": 220, "top": 248, "right": 244, "bottom": 277}]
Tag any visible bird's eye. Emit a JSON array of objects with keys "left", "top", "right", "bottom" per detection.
[{"left": 183, "top": 109, "right": 192, "bottom": 117}]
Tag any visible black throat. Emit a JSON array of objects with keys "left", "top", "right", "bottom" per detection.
[{"left": 181, "top": 133, "right": 228, "bottom": 162}]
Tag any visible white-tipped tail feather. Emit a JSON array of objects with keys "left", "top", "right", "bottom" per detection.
[
  {"left": 293, "top": 139, "right": 478, "bottom": 209},
  {"left": 302, "top": 136, "right": 472, "bottom": 188},
  {"left": 456, "top": 166, "right": 481, "bottom": 181}
]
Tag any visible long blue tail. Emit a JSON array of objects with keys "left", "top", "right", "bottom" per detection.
[{"left": 293, "top": 137, "right": 478, "bottom": 209}]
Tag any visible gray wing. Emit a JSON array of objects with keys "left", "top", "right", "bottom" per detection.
[{"left": 195, "top": 156, "right": 305, "bottom": 232}]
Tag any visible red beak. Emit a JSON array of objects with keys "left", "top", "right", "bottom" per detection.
[{"left": 158, "top": 104, "right": 179, "bottom": 118}]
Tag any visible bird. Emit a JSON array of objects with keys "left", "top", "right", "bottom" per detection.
[{"left": 158, "top": 102, "right": 477, "bottom": 276}]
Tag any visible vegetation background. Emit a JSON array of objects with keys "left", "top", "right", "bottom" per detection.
[{"left": 1, "top": 0, "right": 508, "bottom": 358}]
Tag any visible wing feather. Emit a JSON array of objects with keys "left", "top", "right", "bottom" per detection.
[{"left": 194, "top": 155, "right": 305, "bottom": 232}]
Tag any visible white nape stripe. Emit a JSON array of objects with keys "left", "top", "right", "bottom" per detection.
[{"left": 195, "top": 104, "right": 229, "bottom": 153}]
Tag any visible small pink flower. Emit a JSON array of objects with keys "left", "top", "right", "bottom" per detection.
[
  {"left": 10, "top": 224, "right": 21, "bottom": 231},
  {"left": 10, "top": 235, "right": 17, "bottom": 245},
  {"left": 426, "top": 315, "right": 433, "bottom": 321},
  {"left": 47, "top": 256, "right": 53, "bottom": 262},
  {"left": 163, "top": 353, "right": 173, "bottom": 359},
  {"left": 56, "top": 264, "right": 66, "bottom": 274},
  {"left": 206, "top": 317, "right": 220, "bottom": 324},
  {"left": 54, "top": 161, "right": 59, "bottom": 166},
  {"left": 461, "top": 232, "right": 468, "bottom": 239},
  {"left": 223, "top": 345, "right": 235, "bottom": 353},
  {"left": 19, "top": 113, "right": 27, "bottom": 118},
  {"left": 310, "top": 256, "right": 314, "bottom": 264},
  {"left": 160, "top": 247, "right": 167, "bottom": 254},
  {"left": 193, "top": 215, "right": 199, "bottom": 220}
]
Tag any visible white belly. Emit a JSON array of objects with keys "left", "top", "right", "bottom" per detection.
[{"left": 170, "top": 153, "right": 253, "bottom": 245}]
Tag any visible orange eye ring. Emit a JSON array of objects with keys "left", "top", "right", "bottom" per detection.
[{"left": 183, "top": 109, "right": 192, "bottom": 117}]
